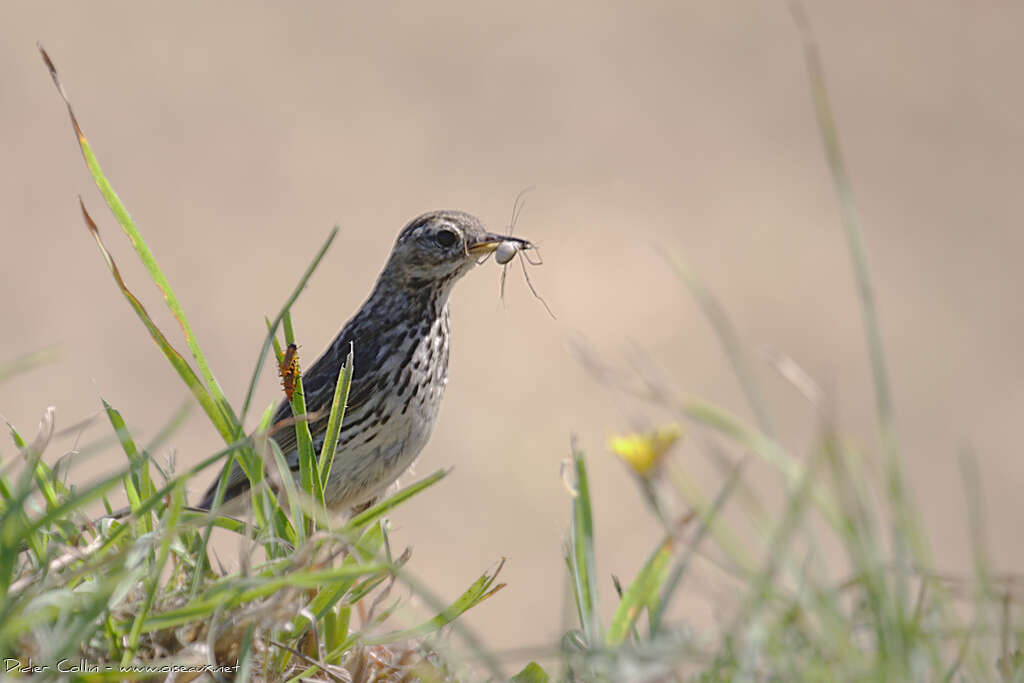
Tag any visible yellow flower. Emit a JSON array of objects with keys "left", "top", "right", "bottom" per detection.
[{"left": 608, "top": 423, "right": 684, "bottom": 476}]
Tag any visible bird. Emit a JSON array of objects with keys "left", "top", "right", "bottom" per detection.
[{"left": 197, "top": 210, "right": 532, "bottom": 514}]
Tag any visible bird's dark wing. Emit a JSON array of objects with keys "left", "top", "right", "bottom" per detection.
[
  {"left": 197, "top": 340, "right": 374, "bottom": 509},
  {"left": 197, "top": 286, "right": 415, "bottom": 510},
  {"left": 266, "top": 367, "right": 375, "bottom": 458}
]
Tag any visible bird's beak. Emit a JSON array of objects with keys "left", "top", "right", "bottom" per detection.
[{"left": 467, "top": 233, "right": 533, "bottom": 255}]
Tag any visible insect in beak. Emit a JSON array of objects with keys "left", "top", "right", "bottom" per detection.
[
  {"left": 486, "top": 188, "right": 555, "bottom": 319},
  {"left": 467, "top": 233, "right": 532, "bottom": 257}
]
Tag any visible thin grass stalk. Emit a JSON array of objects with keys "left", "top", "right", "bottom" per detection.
[
  {"left": 121, "top": 483, "right": 186, "bottom": 665},
  {"left": 40, "top": 46, "right": 240, "bottom": 433},
  {"left": 567, "top": 442, "right": 601, "bottom": 646},
  {"left": 652, "top": 457, "right": 746, "bottom": 636},
  {"left": 791, "top": 4, "right": 927, "bottom": 618},
  {"left": 664, "top": 254, "right": 775, "bottom": 438},
  {"left": 239, "top": 228, "right": 339, "bottom": 422}
]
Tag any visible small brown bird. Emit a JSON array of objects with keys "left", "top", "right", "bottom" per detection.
[{"left": 198, "top": 210, "right": 533, "bottom": 512}]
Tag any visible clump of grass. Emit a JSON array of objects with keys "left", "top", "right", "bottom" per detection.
[
  {"left": 540, "top": 7, "right": 1024, "bottom": 682},
  {"left": 0, "top": 47, "right": 506, "bottom": 681}
]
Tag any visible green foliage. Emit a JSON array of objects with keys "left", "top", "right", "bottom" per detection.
[
  {"left": 511, "top": 662, "right": 551, "bottom": 683},
  {"left": 549, "top": 10, "right": 1024, "bottom": 682}
]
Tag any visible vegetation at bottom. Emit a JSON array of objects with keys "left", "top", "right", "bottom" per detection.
[{"left": 4, "top": 20, "right": 1021, "bottom": 683}]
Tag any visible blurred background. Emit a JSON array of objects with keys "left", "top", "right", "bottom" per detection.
[{"left": 2, "top": 0, "right": 1022, "bottom": 668}]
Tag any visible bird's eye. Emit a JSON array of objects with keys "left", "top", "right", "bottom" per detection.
[{"left": 434, "top": 229, "right": 458, "bottom": 248}]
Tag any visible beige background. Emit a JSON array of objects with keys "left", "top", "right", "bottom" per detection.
[{"left": 2, "top": 0, "right": 1022, "bottom": 670}]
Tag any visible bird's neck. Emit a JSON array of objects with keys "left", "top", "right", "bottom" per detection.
[{"left": 366, "top": 270, "right": 452, "bottom": 325}]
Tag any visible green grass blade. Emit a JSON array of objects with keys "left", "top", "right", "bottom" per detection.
[
  {"left": 342, "top": 468, "right": 449, "bottom": 533},
  {"left": 791, "top": 5, "right": 926, "bottom": 610},
  {"left": 100, "top": 437, "right": 261, "bottom": 559},
  {"left": 652, "top": 458, "right": 745, "bottom": 634},
  {"left": 511, "top": 662, "right": 551, "bottom": 683},
  {"left": 239, "top": 227, "right": 339, "bottom": 422},
  {"left": 41, "top": 46, "right": 239, "bottom": 435},
  {"left": 121, "top": 483, "right": 185, "bottom": 666},
  {"left": 318, "top": 343, "right": 353, "bottom": 488},
  {"left": 102, "top": 400, "right": 155, "bottom": 524},
  {"left": 280, "top": 314, "right": 322, "bottom": 520},
  {"left": 140, "top": 563, "right": 390, "bottom": 632},
  {"left": 16, "top": 458, "right": 140, "bottom": 543},
  {"left": 267, "top": 438, "right": 302, "bottom": 546},
  {"left": 7, "top": 417, "right": 61, "bottom": 514},
  {"left": 297, "top": 523, "right": 387, "bottom": 637},
  {"left": 663, "top": 253, "right": 776, "bottom": 437},
  {"left": 78, "top": 201, "right": 235, "bottom": 442},
  {"left": 190, "top": 408, "right": 276, "bottom": 597},
  {"left": 360, "top": 559, "right": 506, "bottom": 645},
  {"left": 681, "top": 398, "right": 840, "bottom": 528},
  {"left": 607, "top": 537, "right": 673, "bottom": 646},
  {"left": 567, "top": 441, "right": 601, "bottom": 645}
]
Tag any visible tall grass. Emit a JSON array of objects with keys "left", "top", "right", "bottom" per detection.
[{"left": 547, "top": 7, "right": 1023, "bottom": 682}]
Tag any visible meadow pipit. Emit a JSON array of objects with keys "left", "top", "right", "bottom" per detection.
[{"left": 198, "top": 210, "right": 533, "bottom": 513}]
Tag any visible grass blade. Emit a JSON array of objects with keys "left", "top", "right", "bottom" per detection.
[
  {"left": 566, "top": 440, "right": 601, "bottom": 645},
  {"left": 141, "top": 562, "right": 391, "bottom": 632},
  {"left": 41, "top": 45, "right": 240, "bottom": 436},
  {"left": 652, "top": 458, "right": 745, "bottom": 634},
  {"left": 318, "top": 343, "right": 353, "bottom": 488},
  {"left": 361, "top": 559, "right": 506, "bottom": 645},
  {"left": 790, "top": 3, "right": 926, "bottom": 609},
  {"left": 78, "top": 200, "right": 234, "bottom": 442},
  {"left": 607, "top": 537, "right": 673, "bottom": 646},
  {"left": 342, "top": 468, "right": 449, "bottom": 533},
  {"left": 280, "top": 314, "right": 321, "bottom": 520},
  {"left": 663, "top": 254, "right": 775, "bottom": 437},
  {"left": 239, "top": 227, "right": 339, "bottom": 422}
]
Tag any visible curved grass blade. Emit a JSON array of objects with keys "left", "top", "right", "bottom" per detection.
[
  {"left": 342, "top": 468, "right": 449, "bottom": 533},
  {"left": 294, "top": 550, "right": 506, "bottom": 681},
  {"left": 78, "top": 200, "right": 233, "bottom": 441},
  {"left": 298, "top": 523, "right": 387, "bottom": 637},
  {"left": 681, "top": 397, "right": 840, "bottom": 528},
  {"left": 41, "top": 45, "right": 239, "bottom": 436},
  {"left": 607, "top": 537, "right": 673, "bottom": 646},
  {"left": 6, "top": 413, "right": 61, "bottom": 514},
  {"left": 102, "top": 400, "right": 156, "bottom": 526},
  {"left": 13, "top": 456, "right": 141, "bottom": 544},
  {"left": 96, "top": 437, "right": 257, "bottom": 555},
  {"left": 360, "top": 558, "right": 506, "bottom": 646},
  {"left": 140, "top": 562, "right": 390, "bottom": 632},
  {"left": 663, "top": 253, "right": 776, "bottom": 438}
]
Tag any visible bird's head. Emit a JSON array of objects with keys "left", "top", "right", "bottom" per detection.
[{"left": 385, "top": 210, "right": 532, "bottom": 289}]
